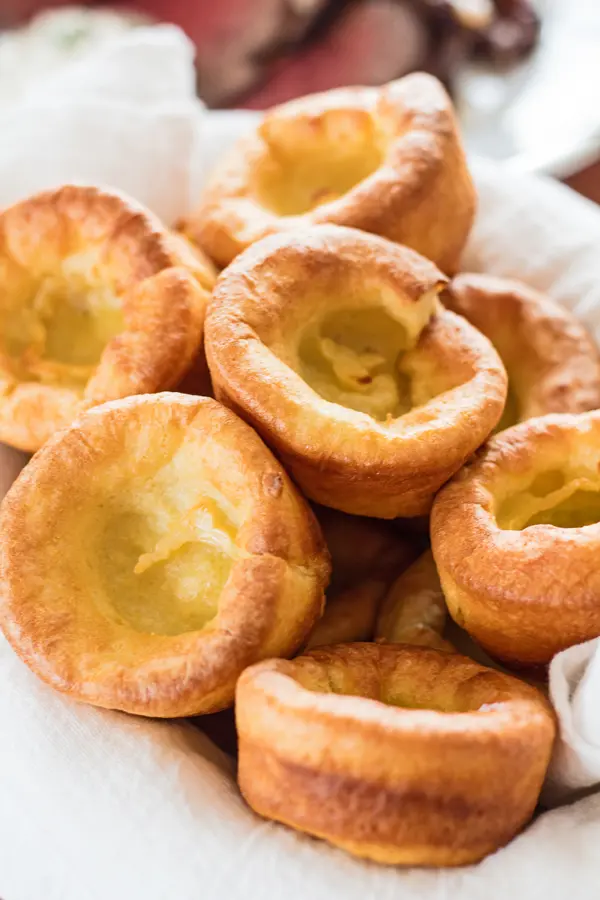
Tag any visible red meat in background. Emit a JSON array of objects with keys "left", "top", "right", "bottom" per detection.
[
  {"left": 125, "top": 0, "right": 539, "bottom": 107},
  {"left": 240, "top": 1, "right": 430, "bottom": 110},
  {"left": 1, "top": 0, "right": 540, "bottom": 108},
  {"left": 0, "top": 0, "right": 64, "bottom": 23},
  {"left": 126, "top": 0, "right": 330, "bottom": 105}
]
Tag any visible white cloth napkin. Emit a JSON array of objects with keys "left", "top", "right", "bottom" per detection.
[
  {"left": 3, "top": 25, "right": 600, "bottom": 899},
  {"left": 0, "top": 24, "right": 206, "bottom": 224}
]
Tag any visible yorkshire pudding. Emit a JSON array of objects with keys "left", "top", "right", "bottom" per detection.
[
  {"left": 306, "top": 580, "right": 388, "bottom": 650},
  {"left": 0, "top": 393, "right": 330, "bottom": 716},
  {"left": 236, "top": 642, "right": 555, "bottom": 866},
  {"left": 432, "top": 411, "right": 600, "bottom": 667},
  {"left": 376, "top": 550, "right": 452, "bottom": 650},
  {"left": 183, "top": 73, "right": 476, "bottom": 273},
  {"left": 314, "top": 506, "right": 419, "bottom": 588},
  {"left": 206, "top": 226, "right": 507, "bottom": 518},
  {"left": 445, "top": 273, "right": 600, "bottom": 431},
  {"left": 306, "top": 507, "right": 417, "bottom": 648},
  {"left": 0, "top": 185, "right": 215, "bottom": 453}
]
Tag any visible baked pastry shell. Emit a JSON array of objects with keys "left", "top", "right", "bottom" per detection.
[
  {"left": 0, "top": 393, "right": 330, "bottom": 717},
  {"left": 306, "top": 506, "right": 418, "bottom": 648},
  {"left": 183, "top": 73, "right": 476, "bottom": 273},
  {"left": 236, "top": 643, "right": 555, "bottom": 866},
  {"left": 0, "top": 185, "right": 215, "bottom": 452},
  {"left": 432, "top": 411, "right": 600, "bottom": 666},
  {"left": 375, "top": 550, "right": 453, "bottom": 650},
  {"left": 314, "top": 505, "right": 418, "bottom": 589},
  {"left": 445, "top": 273, "right": 600, "bottom": 425},
  {"left": 206, "top": 226, "right": 507, "bottom": 518}
]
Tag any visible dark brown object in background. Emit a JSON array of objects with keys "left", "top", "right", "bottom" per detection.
[
  {"left": 234, "top": 0, "right": 541, "bottom": 109},
  {"left": 473, "top": 0, "right": 540, "bottom": 61},
  {"left": 0, "top": 1, "right": 541, "bottom": 109},
  {"left": 196, "top": 709, "right": 238, "bottom": 759},
  {"left": 565, "top": 162, "right": 600, "bottom": 208}
]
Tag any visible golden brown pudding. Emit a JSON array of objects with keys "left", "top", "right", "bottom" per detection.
[
  {"left": 432, "top": 411, "right": 600, "bottom": 666},
  {"left": 206, "top": 225, "right": 507, "bottom": 518},
  {"left": 0, "top": 393, "right": 330, "bottom": 716},
  {"left": 306, "top": 580, "right": 389, "bottom": 650},
  {"left": 445, "top": 273, "right": 600, "bottom": 431},
  {"left": 376, "top": 550, "right": 453, "bottom": 650},
  {"left": 182, "top": 74, "right": 476, "bottom": 273},
  {"left": 306, "top": 508, "right": 417, "bottom": 648},
  {"left": 236, "top": 642, "right": 555, "bottom": 865},
  {"left": 0, "top": 185, "right": 215, "bottom": 452}
]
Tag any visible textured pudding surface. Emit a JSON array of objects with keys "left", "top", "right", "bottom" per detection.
[
  {"left": 314, "top": 505, "right": 418, "bottom": 594},
  {"left": 298, "top": 306, "right": 415, "bottom": 421},
  {"left": 236, "top": 643, "right": 555, "bottom": 866},
  {"left": 254, "top": 117, "right": 384, "bottom": 217},
  {"left": 432, "top": 411, "right": 600, "bottom": 666},
  {"left": 183, "top": 73, "right": 476, "bottom": 272},
  {"left": 206, "top": 225, "right": 507, "bottom": 518},
  {"left": 445, "top": 273, "right": 600, "bottom": 431},
  {"left": 0, "top": 185, "right": 214, "bottom": 452},
  {"left": 0, "top": 393, "right": 330, "bottom": 717},
  {"left": 306, "top": 506, "right": 418, "bottom": 649},
  {"left": 95, "top": 486, "right": 237, "bottom": 637},
  {"left": 2, "top": 261, "right": 124, "bottom": 385},
  {"left": 376, "top": 550, "right": 452, "bottom": 651}
]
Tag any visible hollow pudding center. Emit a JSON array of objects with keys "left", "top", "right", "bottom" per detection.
[
  {"left": 1, "top": 253, "right": 124, "bottom": 389},
  {"left": 98, "top": 493, "right": 238, "bottom": 636},
  {"left": 294, "top": 662, "right": 487, "bottom": 713},
  {"left": 254, "top": 110, "right": 384, "bottom": 216},
  {"left": 299, "top": 303, "right": 433, "bottom": 421},
  {"left": 496, "top": 468, "right": 600, "bottom": 530}
]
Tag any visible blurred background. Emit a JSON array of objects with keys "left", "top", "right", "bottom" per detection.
[{"left": 0, "top": 1, "right": 599, "bottom": 195}]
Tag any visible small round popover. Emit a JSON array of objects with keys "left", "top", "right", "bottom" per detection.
[
  {"left": 445, "top": 273, "right": 600, "bottom": 431},
  {"left": 0, "top": 185, "right": 215, "bottom": 453},
  {"left": 236, "top": 643, "right": 555, "bottom": 866},
  {"left": 206, "top": 226, "right": 507, "bottom": 518},
  {"left": 306, "top": 507, "right": 417, "bottom": 648},
  {"left": 431, "top": 411, "right": 600, "bottom": 667},
  {"left": 0, "top": 393, "right": 330, "bottom": 717},
  {"left": 376, "top": 550, "right": 453, "bottom": 651},
  {"left": 182, "top": 73, "right": 476, "bottom": 273}
]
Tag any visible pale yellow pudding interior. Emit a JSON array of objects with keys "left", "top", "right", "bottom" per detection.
[
  {"left": 253, "top": 110, "right": 384, "bottom": 216},
  {"left": 0, "top": 252, "right": 124, "bottom": 390},
  {"left": 298, "top": 292, "right": 440, "bottom": 421},
  {"left": 255, "top": 147, "right": 382, "bottom": 216},
  {"left": 299, "top": 308, "right": 411, "bottom": 420},
  {"left": 496, "top": 468, "right": 600, "bottom": 530},
  {"left": 92, "top": 466, "right": 240, "bottom": 636}
]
